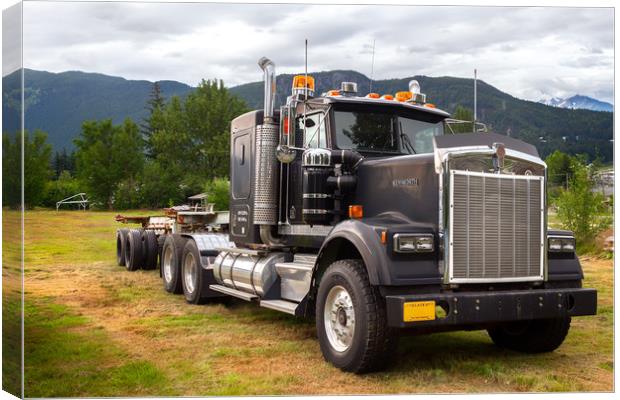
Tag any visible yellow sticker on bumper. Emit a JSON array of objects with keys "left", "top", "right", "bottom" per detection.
[{"left": 403, "top": 301, "right": 436, "bottom": 322}]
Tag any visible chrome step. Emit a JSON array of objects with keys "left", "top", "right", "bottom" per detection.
[
  {"left": 259, "top": 299, "right": 299, "bottom": 315},
  {"left": 209, "top": 284, "right": 257, "bottom": 301},
  {"left": 275, "top": 261, "right": 314, "bottom": 303},
  {"left": 293, "top": 253, "right": 317, "bottom": 264}
]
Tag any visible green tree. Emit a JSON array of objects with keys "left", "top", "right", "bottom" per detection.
[
  {"left": 185, "top": 79, "right": 248, "bottom": 178},
  {"left": 138, "top": 160, "right": 186, "bottom": 208},
  {"left": 141, "top": 82, "right": 165, "bottom": 158},
  {"left": 556, "top": 157, "right": 611, "bottom": 251},
  {"left": 545, "top": 150, "right": 573, "bottom": 188},
  {"left": 450, "top": 105, "right": 474, "bottom": 133},
  {"left": 2, "top": 130, "right": 52, "bottom": 208},
  {"left": 74, "top": 118, "right": 144, "bottom": 209}
]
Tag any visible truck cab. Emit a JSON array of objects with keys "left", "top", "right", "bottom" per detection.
[{"left": 165, "top": 57, "right": 597, "bottom": 373}]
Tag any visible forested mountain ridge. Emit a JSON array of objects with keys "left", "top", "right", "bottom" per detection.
[{"left": 2, "top": 68, "right": 613, "bottom": 162}]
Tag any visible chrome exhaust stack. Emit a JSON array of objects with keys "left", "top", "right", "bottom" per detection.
[
  {"left": 255, "top": 57, "right": 281, "bottom": 246},
  {"left": 258, "top": 57, "right": 276, "bottom": 123}
]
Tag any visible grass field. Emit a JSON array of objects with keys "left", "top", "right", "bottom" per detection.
[{"left": 8, "top": 209, "right": 614, "bottom": 395}]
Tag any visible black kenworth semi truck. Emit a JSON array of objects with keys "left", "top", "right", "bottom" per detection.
[{"left": 118, "top": 57, "right": 597, "bottom": 373}]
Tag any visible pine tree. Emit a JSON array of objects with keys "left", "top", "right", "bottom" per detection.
[{"left": 141, "top": 81, "right": 165, "bottom": 158}]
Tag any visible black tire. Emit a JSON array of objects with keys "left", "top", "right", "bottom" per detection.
[
  {"left": 141, "top": 230, "right": 158, "bottom": 270},
  {"left": 157, "top": 235, "right": 166, "bottom": 277},
  {"left": 116, "top": 229, "right": 129, "bottom": 266},
  {"left": 125, "top": 229, "right": 144, "bottom": 271},
  {"left": 181, "top": 239, "right": 209, "bottom": 304},
  {"left": 315, "top": 259, "right": 397, "bottom": 373},
  {"left": 161, "top": 235, "right": 186, "bottom": 294},
  {"left": 487, "top": 317, "right": 571, "bottom": 353}
]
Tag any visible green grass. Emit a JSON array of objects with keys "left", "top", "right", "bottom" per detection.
[
  {"left": 11, "top": 209, "right": 615, "bottom": 395},
  {"left": 24, "top": 299, "right": 173, "bottom": 397}
]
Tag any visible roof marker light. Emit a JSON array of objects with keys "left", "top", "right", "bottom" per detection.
[
  {"left": 395, "top": 91, "right": 412, "bottom": 102},
  {"left": 366, "top": 93, "right": 380, "bottom": 99}
]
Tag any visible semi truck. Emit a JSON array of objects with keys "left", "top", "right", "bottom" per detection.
[{"left": 116, "top": 57, "right": 597, "bottom": 373}]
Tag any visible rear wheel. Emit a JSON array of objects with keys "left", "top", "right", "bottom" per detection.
[
  {"left": 116, "top": 229, "right": 129, "bottom": 266},
  {"left": 487, "top": 317, "right": 571, "bottom": 353},
  {"left": 161, "top": 235, "right": 186, "bottom": 294},
  {"left": 315, "top": 259, "right": 396, "bottom": 373},
  {"left": 181, "top": 239, "right": 208, "bottom": 304},
  {"left": 125, "top": 229, "right": 143, "bottom": 271},
  {"left": 141, "top": 230, "right": 158, "bottom": 270}
]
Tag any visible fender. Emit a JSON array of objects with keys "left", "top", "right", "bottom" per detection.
[
  {"left": 313, "top": 217, "right": 443, "bottom": 287},
  {"left": 180, "top": 233, "right": 234, "bottom": 269},
  {"left": 316, "top": 219, "right": 390, "bottom": 285}
]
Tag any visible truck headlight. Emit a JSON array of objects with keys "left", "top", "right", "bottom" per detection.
[
  {"left": 548, "top": 237, "right": 576, "bottom": 253},
  {"left": 393, "top": 234, "right": 434, "bottom": 253}
]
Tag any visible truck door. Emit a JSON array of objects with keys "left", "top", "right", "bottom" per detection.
[{"left": 286, "top": 112, "right": 328, "bottom": 224}]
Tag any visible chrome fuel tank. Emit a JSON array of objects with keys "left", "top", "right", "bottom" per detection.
[{"left": 213, "top": 251, "right": 290, "bottom": 297}]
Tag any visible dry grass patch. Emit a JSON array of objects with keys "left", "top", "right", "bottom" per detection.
[{"left": 16, "top": 209, "right": 614, "bottom": 395}]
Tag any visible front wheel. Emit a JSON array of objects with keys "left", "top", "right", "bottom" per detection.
[
  {"left": 487, "top": 317, "right": 571, "bottom": 353},
  {"left": 315, "top": 259, "right": 396, "bottom": 373}
]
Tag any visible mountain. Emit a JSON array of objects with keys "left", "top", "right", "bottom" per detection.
[
  {"left": 2, "top": 69, "right": 193, "bottom": 151},
  {"left": 539, "top": 94, "right": 613, "bottom": 112},
  {"left": 2, "top": 69, "right": 613, "bottom": 163}
]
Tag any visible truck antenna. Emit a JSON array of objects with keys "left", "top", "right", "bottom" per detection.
[
  {"left": 303, "top": 39, "right": 308, "bottom": 145},
  {"left": 369, "top": 39, "right": 375, "bottom": 93}
]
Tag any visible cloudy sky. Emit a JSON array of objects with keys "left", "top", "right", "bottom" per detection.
[{"left": 18, "top": 2, "right": 614, "bottom": 103}]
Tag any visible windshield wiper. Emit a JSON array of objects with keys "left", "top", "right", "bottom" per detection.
[{"left": 399, "top": 121, "right": 417, "bottom": 154}]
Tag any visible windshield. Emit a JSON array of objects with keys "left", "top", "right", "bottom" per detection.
[{"left": 334, "top": 109, "right": 444, "bottom": 154}]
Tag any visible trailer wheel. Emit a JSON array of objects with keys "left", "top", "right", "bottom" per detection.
[
  {"left": 125, "top": 229, "right": 144, "bottom": 271},
  {"left": 116, "top": 229, "right": 129, "bottom": 266},
  {"left": 487, "top": 317, "right": 571, "bottom": 353},
  {"left": 141, "top": 230, "right": 158, "bottom": 270},
  {"left": 181, "top": 239, "right": 209, "bottom": 304},
  {"left": 157, "top": 235, "right": 166, "bottom": 277},
  {"left": 315, "top": 259, "right": 397, "bottom": 373},
  {"left": 161, "top": 235, "right": 186, "bottom": 294}
]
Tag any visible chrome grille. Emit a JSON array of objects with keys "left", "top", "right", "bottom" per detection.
[{"left": 449, "top": 170, "right": 544, "bottom": 283}]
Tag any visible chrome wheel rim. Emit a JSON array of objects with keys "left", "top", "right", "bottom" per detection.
[
  {"left": 183, "top": 252, "right": 197, "bottom": 294},
  {"left": 324, "top": 285, "right": 355, "bottom": 352},
  {"left": 163, "top": 246, "right": 174, "bottom": 283}
]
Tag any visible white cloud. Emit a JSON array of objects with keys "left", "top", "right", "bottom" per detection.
[{"left": 21, "top": 2, "right": 614, "bottom": 103}]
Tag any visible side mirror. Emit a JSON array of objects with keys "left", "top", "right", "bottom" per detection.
[{"left": 276, "top": 144, "right": 296, "bottom": 163}]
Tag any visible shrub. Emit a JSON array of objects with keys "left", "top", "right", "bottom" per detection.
[
  {"left": 556, "top": 158, "right": 611, "bottom": 252},
  {"left": 204, "top": 178, "right": 230, "bottom": 211},
  {"left": 42, "top": 171, "right": 81, "bottom": 208}
]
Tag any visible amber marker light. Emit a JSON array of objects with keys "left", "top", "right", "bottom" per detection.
[
  {"left": 395, "top": 91, "right": 412, "bottom": 102},
  {"left": 366, "top": 93, "right": 380, "bottom": 99},
  {"left": 327, "top": 89, "right": 341, "bottom": 96},
  {"left": 292, "top": 75, "right": 315, "bottom": 91},
  {"left": 349, "top": 205, "right": 364, "bottom": 219},
  {"left": 381, "top": 231, "right": 387, "bottom": 244},
  {"left": 424, "top": 103, "right": 436, "bottom": 108},
  {"left": 283, "top": 117, "right": 289, "bottom": 135},
  {"left": 381, "top": 94, "right": 394, "bottom": 100}
]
